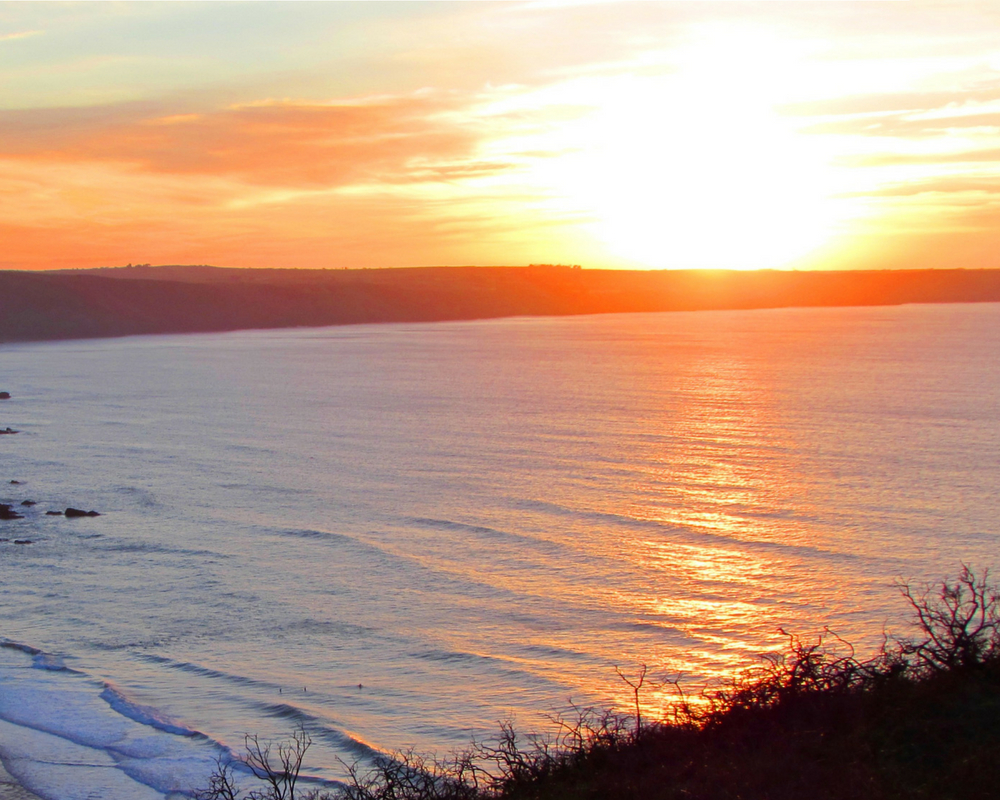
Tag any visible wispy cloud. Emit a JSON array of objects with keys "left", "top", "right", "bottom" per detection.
[
  {"left": 0, "top": 93, "right": 527, "bottom": 189},
  {"left": 807, "top": 111, "right": 1000, "bottom": 138},
  {"left": 782, "top": 85, "right": 1000, "bottom": 118},
  {"left": 850, "top": 177, "right": 1000, "bottom": 198},
  {"left": 0, "top": 30, "right": 43, "bottom": 42},
  {"left": 843, "top": 148, "right": 1000, "bottom": 166}
]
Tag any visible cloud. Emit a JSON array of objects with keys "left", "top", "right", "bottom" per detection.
[
  {"left": 782, "top": 85, "right": 1000, "bottom": 117},
  {"left": 847, "top": 177, "right": 1000, "bottom": 198},
  {"left": 806, "top": 111, "right": 1000, "bottom": 138},
  {"left": 0, "top": 85, "right": 585, "bottom": 269},
  {"left": 842, "top": 148, "right": 1000, "bottom": 166},
  {"left": 0, "top": 30, "right": 42, "bottom": 42},
  {"left": 782, "top": 73, "right": 1000, "bottom": 143},
  {"left": 0, "top": 93, "right": 521, "bottom": 189},
  {"left": 0, "top": 175, "right": 574, "bottom": 270}
]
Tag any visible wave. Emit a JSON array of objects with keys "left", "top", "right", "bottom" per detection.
[
  {"left": 1, "top": 641, "right": 77, "bottom": 673},
  {"left": 507, "top": 497, "right": 864, "bottom": 562},
  {"left": 127, "top": 655, "right": 387, "bottom": 775},
  {"left": 253, "top": 702, "right": 380, "bottom": 761},
  {"left": 129, "top": 655, "right": 385, "bottom": 762},
  {"left": 407, "top": 516, "right": 510, "bottom": 538},
  {"left": 100, "top": 683, "right": 204, "bottom": 739},
  {"left": 95, "top": 540, "right": 222, "bottom": 558},
  {"left": 32, "top": 652, "right": 69, "bottom": 672},
  {"left": 134, "top": 653, "right": 278, "bottom": 691},
  {"left": 405, "top": 516, "right": 570, "bottom": 556},
  {"left": 518, "top": 642, "right": 592, "bottom": 662},
  {"left": 113, "top": 485, "right": 159, "bottom": 508},
  {"left": 269, "top": 527, "right": 427, "bottom": 574},
  {"left": 279, "top": 527, "right": 357, "bottom": 545},
  {"left": 406, "top": 645, "right": 574, "bottom": 690},
  {"left": 1, "top": 640, "right": 41, "bottom": 656},
  {"left": 0, "top": 643, "right": 226, "bottom": 799}
]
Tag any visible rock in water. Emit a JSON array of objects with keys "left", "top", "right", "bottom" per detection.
[{"left": 64, "top": 508, "right": 101, "bottom": 518}]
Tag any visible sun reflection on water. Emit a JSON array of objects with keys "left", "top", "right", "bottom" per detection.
[{"left": 598, "top": 346, "right": 819, "bottom": 688}]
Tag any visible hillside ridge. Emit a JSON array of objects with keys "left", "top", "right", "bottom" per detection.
[{"left": 3, "top": 266, "right": 1000, "bottom": 343}]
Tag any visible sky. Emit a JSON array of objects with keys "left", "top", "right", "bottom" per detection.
[{"left": 2, "top": 1, "right": 1000, "bottom": 272}]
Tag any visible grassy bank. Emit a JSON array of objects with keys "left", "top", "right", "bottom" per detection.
[{"left": 201, "top": 567, "right": 1000, "bottom": 800}]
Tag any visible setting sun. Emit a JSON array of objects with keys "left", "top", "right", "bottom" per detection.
[{"left": 542, "top": 25, "right": 852, "bottom": 269}]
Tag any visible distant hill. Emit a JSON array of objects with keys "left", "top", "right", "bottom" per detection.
[{"left": 3, "top": 265, "right": 1000, "bottom": 343}]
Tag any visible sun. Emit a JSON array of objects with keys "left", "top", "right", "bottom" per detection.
[{"left": 519, "top": 25, "right": 851, "bottom": 270}]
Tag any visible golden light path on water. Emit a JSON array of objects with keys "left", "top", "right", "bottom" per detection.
[
  {"left": 358, "top": 306, "right": 973, "bottom": 725},
  {"left": 602, "top": 345, "right": 806, "bottom": 695}
]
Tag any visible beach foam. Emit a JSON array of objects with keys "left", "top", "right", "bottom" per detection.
[{"left": 0, "top": 644, "right": 224, "bottom": 799}]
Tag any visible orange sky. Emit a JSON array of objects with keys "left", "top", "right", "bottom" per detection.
[{"left": 2, "top": 1, "right": 1000, "bottom": 272}]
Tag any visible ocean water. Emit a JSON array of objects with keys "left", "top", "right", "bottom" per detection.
[{"left": 0, "top": 304, "right": 998, "bottom": 798}]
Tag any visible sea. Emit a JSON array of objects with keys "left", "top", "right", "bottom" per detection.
[{"left": 0, "top": 303, "right": 998, "bottom": 799}]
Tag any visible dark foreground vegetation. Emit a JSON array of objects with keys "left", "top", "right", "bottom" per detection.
[
  {"left": 200, "top": 566, "right": 1000, "bottom": 800},
  {"left": 4, "top": 265, "right": 1000, "bottom": 342}
]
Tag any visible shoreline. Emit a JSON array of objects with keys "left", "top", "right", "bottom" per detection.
[{"left": 0, "top": 763, "right": 41, "bottom": 800}]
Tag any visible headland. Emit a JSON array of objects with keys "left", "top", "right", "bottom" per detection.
[{"left": 3, "top": 265, "right": 1000, "bottom": 343}]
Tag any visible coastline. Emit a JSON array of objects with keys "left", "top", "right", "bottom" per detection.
[
  {"left": 4, "top": 265, "right": 1000, "bottom": 345},
  {"left": 0, "top": 763, "right": 41, "bottom": 800}
]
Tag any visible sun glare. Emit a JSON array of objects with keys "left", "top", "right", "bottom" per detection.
[{"left": 514, "top": 25, "right": 852, "bottom": 270}]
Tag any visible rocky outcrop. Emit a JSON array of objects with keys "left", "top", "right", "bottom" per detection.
[{"left": 64, "top": 508, "right": 100, "bottom": 517}]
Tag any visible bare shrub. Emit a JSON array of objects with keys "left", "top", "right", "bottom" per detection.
[
  {"left": 898, "top": 564, "right": 1000, "bottom": 672},
  {"left": 339, "top": 748, "right": 481, "bottom": 800},
  {"left": 707, "top": 628, "right": 874, "bottom": 719},
  {"left": 337, "top": 706, "right": 645, "bottom": 800},
  {"left": 197, "top": 727, "right": 323, "bottom": 800}
]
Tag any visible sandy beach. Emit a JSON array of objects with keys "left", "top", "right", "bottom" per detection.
[{"left": 0, "top": 764, "right": 41, "bottom": 800}]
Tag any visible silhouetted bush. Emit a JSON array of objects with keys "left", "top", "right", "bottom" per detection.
[
  {"left": 897, "top": 564, "right": 1000, "bottom": 673},
  {"left": 196, "top": 728, "right": 317, "bottom": 800}
]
